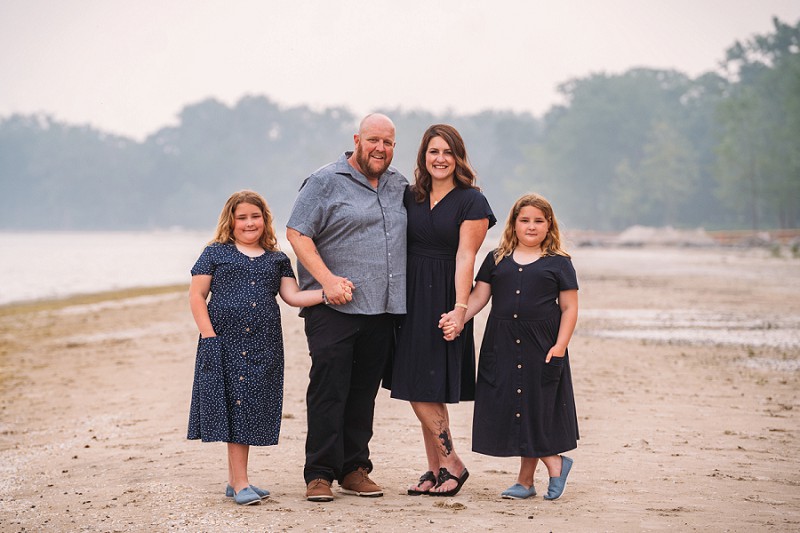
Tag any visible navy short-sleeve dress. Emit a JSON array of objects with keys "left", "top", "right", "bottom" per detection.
[
  {"left": 187, "top": 242, "right": 295, "bottom": 446},
  {"left": 389, "top": 187, "right": 495, "bottom": 403},
  {"left": 472, "top": 251, "right": 580, "bottom": 457}
]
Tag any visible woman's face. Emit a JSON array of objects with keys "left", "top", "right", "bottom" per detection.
[
  {"left": 425, "top": 135, "right": 455, "bottom": 184},
  {"left": 232, "top": 202, "right": 265, "bottom": 245},
  {"left": 515, "top": 205, "right": 550, "bottom": 249}
]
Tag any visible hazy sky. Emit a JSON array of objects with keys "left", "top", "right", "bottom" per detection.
[{"left": 1, "top": 0, "right": 798, "bottom": 140}]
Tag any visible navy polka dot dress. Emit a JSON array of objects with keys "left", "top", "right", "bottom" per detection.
[{"left": 187, "top": 242, "right": 295, "bottom": 446}]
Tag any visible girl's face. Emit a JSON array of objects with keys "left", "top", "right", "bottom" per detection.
[
  {"left": 425, "top": 136, "right": 456, "bottom": 184},
  {"left": 515, "top": 205, "right": 550, "bottom": 249},
  {"left": 232, "top": 202, "right": 265, "bottom": 245}
]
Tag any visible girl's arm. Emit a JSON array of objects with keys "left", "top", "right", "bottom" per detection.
[
  {"left": 546, "top": 289, "right": 578, "bottom": 362},
  {"left": 279, "top": 276, "right": 325, "bottom": 308},
  {"left": 189, "top": 275, "right": 216, "bottom": 338},
  {"left": 440, "top": 280, "right": 492, "bottom": 340},
  {"left": 440, "top": 218, "right": 490, "bottom": 337}
]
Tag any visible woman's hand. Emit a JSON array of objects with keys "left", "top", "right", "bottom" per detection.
[{"left": 438, "top": 310, "right": 465, "bottom": 341}]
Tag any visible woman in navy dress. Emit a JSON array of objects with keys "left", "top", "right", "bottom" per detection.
[
  {"left": 442, "top": 193, "right": 579, "bottom": 501},
  {"left": 390, "top": 124, "right": 495, "bottom": 497},
  {"left": 188, "top": 190, "right": 325, "bottom": 505}
]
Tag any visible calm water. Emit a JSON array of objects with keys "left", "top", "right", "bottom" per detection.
[{"left": 0, "top": 231, "right": 223, "bottom": 305}]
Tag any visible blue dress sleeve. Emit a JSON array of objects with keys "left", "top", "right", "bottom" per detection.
[
  {"left": 279, "top": 253, "right": 296, "bottom": 279},
  {"left": 191, "top": 245, "right": 216, "bottom": 276}
]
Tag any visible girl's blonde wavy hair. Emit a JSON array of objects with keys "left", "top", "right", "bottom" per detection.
[
  {"left": 494, "top": 193, "right": 569, "bottom": 264},
  {"left": 211, "top": 190, "right": 278, "bottom": 252}
]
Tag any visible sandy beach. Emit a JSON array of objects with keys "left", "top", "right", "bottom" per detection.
[{"left": 1, "top": 246, "right": 799, "bottom": 532}]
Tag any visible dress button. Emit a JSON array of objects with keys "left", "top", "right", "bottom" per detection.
[
  {"left": 242, "top": 351, "right": 247, "bottom": 356},
  {"left": 515, "top": 413, "right": 521, "bottom": 418},
  {"left": 515, "top": 289, "right": 520, "bottom": 294},
  {"left": 236, "top": 400, "right": 242, "bottom": 405},
  {"left": 239, "top": 376, "right": 244, "bottom": 381},
  {"left": 251, "top": 302, "right": 256, "bottom": 308},
  {"left": 251, "top": 281, "right": 255, "bottom": 286},
  {"left": 517, "top": 388, "right": 522, "bottom": 394},
  {"left": 517, "top": 364, "right": 522, "bottom": 369},
  {"left": 513, "top": 314, "right": 518, "bottom": 319},
  {"left": 518, "top": 267, "right": 523, "bottom": 272},
  {"left": 245, "top": 328, "right": 250, "bottom": 332},
  {"left": 516, "top": 339, "right": 521, "bottom": 344},
  {"left": 249, "top": 257, "right": 254, "bottom": 262}
]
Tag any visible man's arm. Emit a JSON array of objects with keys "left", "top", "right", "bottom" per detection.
[{"left": 286, "top": 227, "right": 354, "bottom": 305}]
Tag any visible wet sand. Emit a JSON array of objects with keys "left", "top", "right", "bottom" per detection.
[{"left": 1, "top": 246, "right": 798, "bottom": 532}]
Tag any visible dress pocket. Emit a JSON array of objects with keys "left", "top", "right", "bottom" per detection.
[
  {"left": 541, "top": 355, "right": 565, "bottom": 385},
  {"left": 197, "top": 336, "right": 230, "bottom": 437},
  {"left": 477, "top": 351, "right": 496, "bottom": 387}
]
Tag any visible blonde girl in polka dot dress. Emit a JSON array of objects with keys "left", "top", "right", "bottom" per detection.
[{"left": 188, "top": 190, "right": 326, "bottom": 506}]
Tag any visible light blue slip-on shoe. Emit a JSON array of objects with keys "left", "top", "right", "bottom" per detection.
[
  {"left": 233, "top": 486, "right": 262, "bottom": 506},
  {"left": 226, "top": 484, "right": 270, "bottom": 499},
  {"left": 543, "top": 455, "right": 573, "bottom": 500},
  {"left": 501, "top": 483, "right": 537, "bottom": 500}
]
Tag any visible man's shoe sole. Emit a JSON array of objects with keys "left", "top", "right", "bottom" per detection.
[
  {"left": 340, "top": 488, "right": 383, "bottom": 497},
  {"left": 306, "top": 495, "right": 334, "bottom": 502}
]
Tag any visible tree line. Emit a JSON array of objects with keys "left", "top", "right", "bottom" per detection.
[{"left": 1, "top": 17, "right": 797, "bottom": 232}]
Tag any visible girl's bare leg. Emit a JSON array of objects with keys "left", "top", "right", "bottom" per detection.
[
  {"left": 517, "top": 457, "right": 539, "bottom": 489},
  {"left": 227, "top": 442, "right": 251, "bottom": 493}
]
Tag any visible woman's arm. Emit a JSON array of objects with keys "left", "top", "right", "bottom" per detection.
[
  {"left": 440, "top": 218, "right": 490, "bottom": 337},
  {"left": 278, "top": 276, "right": 325, "bottom": 308},
  {"left": 189, "top": 274, "right": 216, "bottom": 338},
  {"left": 546, "top": 289, "right": 578, "bottom": 362}
]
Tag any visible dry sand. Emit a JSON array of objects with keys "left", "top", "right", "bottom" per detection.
[{"left": 1, "top": 246, "right": 799, "bottom": 532}]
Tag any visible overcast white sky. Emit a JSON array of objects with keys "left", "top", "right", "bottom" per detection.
[{"left": 1, "top": 0, "right": 798, "bottom": 140}]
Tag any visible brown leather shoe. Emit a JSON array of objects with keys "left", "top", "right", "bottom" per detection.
[
  {"left": 340, "top": 467, "right": 383, "bottom": 497},
  {"left": 306, "top": 478, "right": 334, "bottom": 502}
]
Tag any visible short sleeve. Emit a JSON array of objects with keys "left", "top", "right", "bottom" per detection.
[
  {"left": 475, "top": 251, "right": 497, "bottom": 283},
  {"left": 191, "top": 245, "right": 216, "bottom": 276},
  {"left": 278, "top": 253, "right": 296, "bottom": 279},
  {"left": 460, "top": 189, "right": 497, "bottom": 230},
  {"left": 555, "top": 257, "right": 579, "bottom": 291},
  {"left": 286, "top": 176, "right": 327, "bottom": 238}
]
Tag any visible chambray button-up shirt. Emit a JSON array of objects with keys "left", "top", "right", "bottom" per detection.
[{"left": 287, "top": 152, "right": 408, "bottom": 315}]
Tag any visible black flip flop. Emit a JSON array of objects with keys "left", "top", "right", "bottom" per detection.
[
  {"left": 407, "top": 470, "right": 437, "bottom": 495},
  {"left": 429, "top": 467, "right": 469, "bottom": 497}
]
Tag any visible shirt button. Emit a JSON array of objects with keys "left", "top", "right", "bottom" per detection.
[
  {"left": 389, "top": 274, "right": 393, "bottom": 277},
  {"left": 515, "top": 413, "right": 521, "bottom": 418},
  {"left": 517, "top": 388, "right": 522, "bottom": 394},
  {"left": 242, "top": 351, "right": 247, "bottom": 356},
  {"left": 251, "top": 281, "right": 255, "bottom": 286},
  {"left": 236, "top": 400, "right": 242, "bottom": 405},
  {"left": 513, "top": 314, "right": 518, "bottom": 319},
  {"left": 249, "top": 257, "right": 254, "bottom": 262},
  {"left": 239, "top": 376, "right": 244, "bottom": 381},
  {"left": 245, "top": 328, "right": 250, "bottom": 332},
  {"left": 517, "top": 364, "right": 522, "bottom": 369},
  {"left": 251, "top": 302, "right": 256, "bottom": 308},
  {"left": 515, "top": 289, "right": 520, "bottom": 294},
  {"left": 518, "top": 267, "right": 523, "bottom": 272},
  {"left": 516, "top": 339, "right": 521, "bottom": 344}
]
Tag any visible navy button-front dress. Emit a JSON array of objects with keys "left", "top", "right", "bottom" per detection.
[{"left": 187, "top": 242, "right": 295, "bottom": 446}]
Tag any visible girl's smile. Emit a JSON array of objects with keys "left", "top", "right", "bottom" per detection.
[{"left": 233, "top": 202, "right": 265, "bottom": 246}]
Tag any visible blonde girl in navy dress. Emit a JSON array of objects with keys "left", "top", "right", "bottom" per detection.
[
  {"left": 442, "top": 193, "right": 579, "bottom": 501},
  {"left": 188, "top": 190, "right": 325, "bottom": 506}
]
